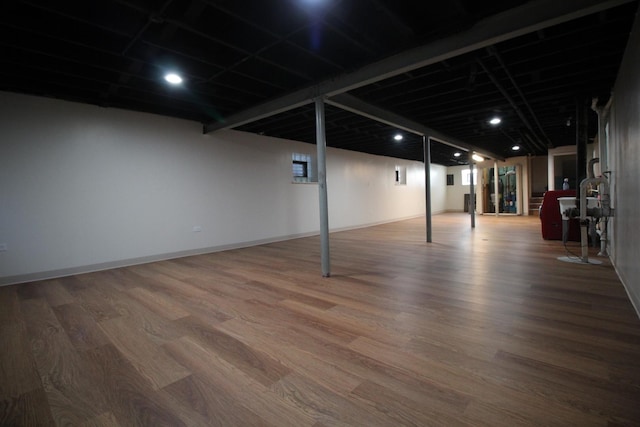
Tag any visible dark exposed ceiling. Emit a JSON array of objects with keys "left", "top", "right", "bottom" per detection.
[{"left": 1, "top": 0, "right": 637, "bottom": 166}]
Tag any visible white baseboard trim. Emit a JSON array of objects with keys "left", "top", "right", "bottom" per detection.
[
  {"left": 611, "top": 259, "right": 640, "bottom": 319},
  {"left": 0, "top": 231, "right": 317, "bottom": 287},
  {"left": 0, "top": 213, "right": 432, "bottom": 287}
]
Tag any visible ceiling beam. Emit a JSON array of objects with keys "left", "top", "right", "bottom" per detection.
[
  {"left": 326, "top": 93, "right": 504, "bottom": 161},
  {"left": 476, "top": 57, "right": 548, "bottom": 152},
  {"left": 203, "top": 0, "right": 634, "bottom": 134}
]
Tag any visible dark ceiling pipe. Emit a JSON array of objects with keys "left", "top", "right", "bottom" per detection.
[
  {"left": 121, "top": 0, "right": 175, "bottom": 56},
  {"left": 515, "top": 129, "right": 540, "bottom": 153},
  {"left": 488, "top": 46, "right": 553, "bottom": 148},
  {"left": 476, "top": 58, "right": 548, "bottom": 153},
  {"left": 521, "top": 131, "right": 542, "bottom": 153},
  {"left": 162, "top": 18, "right": 314, "bottom": 82}
]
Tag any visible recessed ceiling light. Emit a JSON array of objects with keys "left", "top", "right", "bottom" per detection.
[
  {"left": 164, "top": 73, "right": 183, "bottom": 85},
  {"left": 393, "top": 134, "right": 403, "bottom": 141},
  {"left": 512, "top": 145, "right": 521, "bottom": 151},
  {"left": 489, "top": 117, "right": 501, "bottom": 125},
  {"left": 453, "top": 152, "right": 461, "bottom": 157},
  {"left": 472, "top": 154, "right": 484, "bottom": 162}
]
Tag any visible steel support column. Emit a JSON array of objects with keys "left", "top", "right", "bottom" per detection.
[
  {"left": 494, "top": 160, "right": 500, "bottom": 216},
  {"left": 424, "top": 136, "right": 432, "bottom": 242},
  {"left": 315, "top": 98, "right": 331, "bottom": 277},
  {"left": 469, "top": 154, "right": 476, "bottom": 228}
]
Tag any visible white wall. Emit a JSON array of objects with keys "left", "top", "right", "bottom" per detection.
[
  {"left": 428, "top": 163, "right": 447, "bottom": 215},
  {"left": 445, "top": 165, "right": 474, "bottom": 212},
  {"left": 495, "top": 156, "right": 530, "bottom": 216},
  {"left": 547, "top": 145, "right": 576, "bottom": 191},
  {"left": 609, "top": 11, "right": 640, "bottom": 315},
  {"left": 531, "top": 156, "right": 548, "bottom": 194},
  {"left": 0, "top": 92, "right": 436, "bottom": 285},
  {"left": 446, "top": 158, "right": 530, "bottom": 215}
]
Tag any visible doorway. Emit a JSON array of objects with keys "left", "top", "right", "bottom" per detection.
[
  {"left": 553, "top": 154, "right": 577, "bottom": 190},
  {"left": 484, "top": 166, "right": 519, "bottom": 214}
]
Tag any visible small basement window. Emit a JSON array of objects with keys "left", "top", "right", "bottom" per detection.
[
  {"left": 293, "top": 160, "right": 308, "bottom": 179},
  {"left": 395, "top": 166, "right": 407, "bottom": 185},
  {"left": 461, "top": 169, "right": 478, "bottom": 186},
  {"left": 292, "top": 153, "right": 317, "bottom": 183}
]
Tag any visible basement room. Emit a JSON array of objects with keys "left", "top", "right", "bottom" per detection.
[{"left": 1, "top": 0, "right": 640, "bottom": 425}]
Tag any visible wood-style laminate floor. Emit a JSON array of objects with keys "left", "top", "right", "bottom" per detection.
[{"left": 1, "top": 214, "right": 640, "bottom": 426}]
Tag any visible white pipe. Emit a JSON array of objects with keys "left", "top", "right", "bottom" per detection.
[
  {"left": 580, "top": 177, "right": 610, "bottom": 220},
  {"left": 588, "top": 158, "right": 599, "bottom": 179},
  {"left": 598, "top": 217, "right": 609, "bottom": 257},
  {"left": 580, "top": 222, "right": 589, "bottom": 262},
  {"left": 579, "top": 176, "right": 612, "bottom": 261},
  {"left": 591, "top": 96, "right": 613, "bottom": 175},
  {"left": 590, "top": 97, "right": 613, "bottom": 257}
]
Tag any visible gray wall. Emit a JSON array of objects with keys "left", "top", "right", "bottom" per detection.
[
  {"left": 0, "top": 92, "right": 445, "bottom": 285},
  {"left": 609, "top": 11, "right": 640, "bottom": 314},
  {"left": 445, "top": 165, "right": 475, "bottom": 212},
  {"left": 530, "top": 156, "right": 548, "bottom": 194}
]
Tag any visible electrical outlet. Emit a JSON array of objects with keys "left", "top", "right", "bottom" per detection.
[
  {"left": 192, "top": 226, "right": 202, "bottom": 232},
  {"left": 0, "top": 243, "right": 7, "bottom": 252}
]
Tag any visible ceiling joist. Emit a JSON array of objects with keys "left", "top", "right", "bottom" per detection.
[
  {"left": 203, "top": 0, "right": 634, "bottom": 134},
  {"left": 326, "top": 93, "right": 504, "bottom": 161}
]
